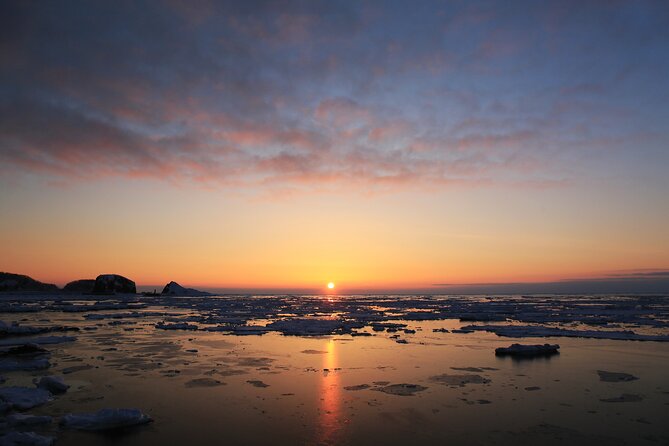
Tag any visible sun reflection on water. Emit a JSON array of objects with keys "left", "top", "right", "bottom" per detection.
[{"left": 316, "top": 339, "right": 342, "bottom": 445}]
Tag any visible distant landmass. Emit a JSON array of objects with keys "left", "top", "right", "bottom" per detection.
[
  {"left": 93, "top": 274, "right": 136, "bottom": 294},
  {"left": 0, "top": 272, "right": 59, "bottom": 292},
  {"left": 63, "top": 279, "right": 96, "bottom": 293},
  {"left": 0, "top": 272, "right": 210, "bottom": 296},
  {"left": 161, "top": 281, "right": 211, "bottom": 296}
]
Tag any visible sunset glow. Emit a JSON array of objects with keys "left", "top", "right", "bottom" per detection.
[{"left": 0, "top": 1, "right": 668, "bottom": 293}]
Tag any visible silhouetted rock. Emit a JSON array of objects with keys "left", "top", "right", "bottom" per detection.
[
  {"left": 161, "top": 281, "right": 210, "bottom": 296},
  {"left": 92, "top": 275, "right": 136, "bottom": 294},
  {"left": 63, "top": 279, "right": 96, "bottom": 294},
  {"left": 0, "top": 273, "right": 58, "bottom": 293}
]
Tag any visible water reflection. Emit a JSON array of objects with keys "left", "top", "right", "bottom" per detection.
[{"left": 315, "top": 339, "right": 343, "bottom": 445}]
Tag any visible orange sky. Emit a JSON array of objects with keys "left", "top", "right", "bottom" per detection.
[{"left": 1, "top": 177, "right": 667, "bottom": 290}]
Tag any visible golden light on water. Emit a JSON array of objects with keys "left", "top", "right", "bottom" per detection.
[{"left": 316, "top": 339, "right": 342, "bottom": 444}]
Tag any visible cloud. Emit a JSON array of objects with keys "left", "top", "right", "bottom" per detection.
[{"left": 1, "top": 0, "right": 668, "bottom": 193}]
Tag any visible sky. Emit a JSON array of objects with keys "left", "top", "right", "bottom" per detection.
[{"left": 1, "top": 1, "right": 668, "bottom": 292}]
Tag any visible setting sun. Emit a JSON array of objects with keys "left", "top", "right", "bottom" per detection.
[{"left": 327, "top": 282, "right": 335, "bottom": 289}]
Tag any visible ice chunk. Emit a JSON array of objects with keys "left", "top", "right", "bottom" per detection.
[
  {"left": 155, "top": 322, "right": 198, "bottom": 330},
  {"left": 344, "top": 384, "right": 371, "bottom": 391},
  {"left": 430, "top": 374, "right": 491, "bottom": 387},
  {"left": 451, "top": 366, "right": 498, "bottom": 372},
  {"left": 495, "top": 343, "right": 560, "bottom": 357},
  {"left": 62, "top": 364, "right": 94, "bottom": 374},
  {"left": 460, "top": 324, "right": 669, "bottom": 342},
  {"left": 0, "top": 344, "right": 48, "bottom": 356},
  {"left": 0, "top": 321, "right": 43, "bottom": 335},
  {"left": 34, "top": 376, "right": 69, "bottom": 394},
  {"left": 0, "top": 342, "right": 51, "bottom": 371},
  {"left": 60, "top": 408, "right": 152, "bottom": 431},
  {"left": 7, "top": 413, "right": 53, "bottom": 427},
  {"left": 373, "top": 383, "right": 427, "bottom": 396},
  {"left": 185, "top": 378, "right": 224, "bottom": 388},
  {"left": 0, "top": 357, "right": 50, "bottom": 371},
  {"left": 0, "top": 387, "right": 51, "bottom": 410},
  {"left": 266, "top": 318, "right": 363, "bottom": 336},
  {"left": 221, "top": 326, "right": 270, "bottom": 335},
  {"left": 0, "top": 336, "right": 76, "bottom": 347},
  {"left": 0, "top": 431, "right": 55, "bottom": 446},
  {"left": 600, "top": 393, "right": 643, "bottom": 403},
  {"left": 597, "top": 370, "right": 639, "bottom": 382}
]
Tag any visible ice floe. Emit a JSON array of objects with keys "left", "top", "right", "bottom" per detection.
[
  {"left": 265, "top": 318, "right": 364, "bottom": 336},
  {"left": 185, "top": 378, "right": 224, "bottom": 387},
  {"left": 430, "top": 374, "right": 491, "bottom": 387},
  {"left": 0, "top": 387, "right": 51, "bottom": 410},
  {"left": 459, "top": 324, "right": 669, "bottom": 342},
  {"left": 7, "top": 413, "right": 53, "bottom": 427},
  {"left": 60, "top": 408, "right": 152, "bottom": 431},
  {"left": 34, "top": 376, "right": 69, "bottom": 394},
  {"left": 495, "top": 343, "right": 560, "bottom": 357},
  {"left": 373, "top": 383, "right": 428, "bottom": 396},
  {"left": 597, "top": 370, "right": 639, "bottom": 382},
  {"left": 0, "top": 336, "right": 76, "bottom": 347},
  {"left": 600, "top": 393, "right": 644, "bottom": 403},
  {"left": 155, "top": 322, "right": 198, "bottom": 330},
  {"left": 0, "top": 431, "right": 54, "bottom": 446},
  {"left": 344, "top": 384, "right": 371, "bottom": 391}
]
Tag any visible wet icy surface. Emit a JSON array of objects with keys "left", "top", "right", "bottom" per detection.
[{"left": 0, "top": 293, "right": 668, "bottom": 445}]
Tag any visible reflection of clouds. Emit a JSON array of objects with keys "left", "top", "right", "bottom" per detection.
[{"left": 316, "top": 339, "right": 342, "bottom": 445}]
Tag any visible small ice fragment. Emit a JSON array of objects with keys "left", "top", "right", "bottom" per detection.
[
  {"left": 34, "top": 376, "right": 69, "bottom": 394},
  {"left": 600, "top": 393, "right": 643, "bottom": 403},
  {"left": 185, "top": 378, "right": 224, "bottom": 388},
  {"left": 61, "top": 408, "right": 152, "bottom": 431},
  {"left": 155, "top": 322, "right": 198, "bottom": 330},
  {"left": 430, "top": 374, "right": 491, "bottom": 387},
  {"left": 373, "top": 383, "right": 427, "bottom": 396},
  {"left": 0, "top": 336, "right": 76, "bottom": 346},
  {"left": 0, "top": 357, "right": 50, "bottom": 371},
  {"left": 7, "top": 413, "right": 53, "bottom": 427},
  {"left": 597, "top": 370, "right": 639, "bottom": 382},
  {"left": 0, "top": 431, "right": 55, "bottom": 446},
  {"left": 344, "top": 384, "right": 370, "bottom": 391},
  {"left": 495, "top": 344, "right": 560, "bottom": 357},
  {"left": 300, "top": 350, "right": 327, "bottom": 354},
  {"left": 62, "top": 364, "right": 94, "bottom": 374},
  {"left": 0, "top": 387, "right": 51, "bottom": 410}
]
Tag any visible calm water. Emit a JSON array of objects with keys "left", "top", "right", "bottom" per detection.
[{"left": 1, "top": 295, "right": 669, "bottom": 445}]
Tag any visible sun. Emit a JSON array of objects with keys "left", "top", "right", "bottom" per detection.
[{"left": 327, "top": 282, "right": 335, "bottom": 289}]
